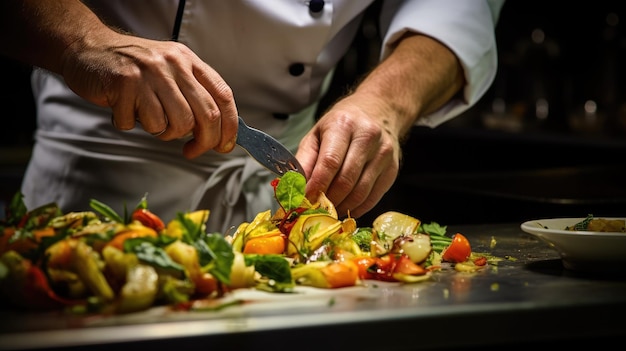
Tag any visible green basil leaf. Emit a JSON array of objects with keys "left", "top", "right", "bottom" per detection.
[{"left": 275, "top": 171, "right": 306, "bottom": 212}]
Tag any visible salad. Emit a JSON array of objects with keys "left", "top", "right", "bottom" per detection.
[
  {"left": 565, "top": 215, "right": 625, "bottom": 232},
  {"left": 0, "top": 171, "right": 487, "bottom": 314}
]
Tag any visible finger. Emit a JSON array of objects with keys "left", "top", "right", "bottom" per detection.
[
  {"left": 150, "top": 125, "right": 168, "bottom": 137},
  {"left": 341, "top": 165, "right": 396, "bottom": 219},
  {"left": 174, "top": 71, "right": 223, "bottom": 158},
  {"left": 304, "top": 130, "right": 348, "bottom": 197},
  {"left": 335, "top": 169, "right": 375, "bottom": 218},
  {"left": 316, "top": 117, "right": 377, "bottom": 206},
  {"left": 183, "top": 98, "right": 222, "bottom": 158},
  {"left": 191, "top": 64, "right": 238, "bottom": 153},
  {"left": 135, "top": 90, "right": 171, "bottom": 138},
  {"left": 110, "top": 81, "right": 140, "bottom": 131},
  {"left": 324, "top": 138, "right": 370, "bottom": 208},
  {"left": 336, "top": 137, "right": 399, "bottom": 217},
  {"left": 151, "top": 79, "right": 194, "bottom": 140},
  {"left": 295, "top": 131, "right": 321, "bottom": 180}
]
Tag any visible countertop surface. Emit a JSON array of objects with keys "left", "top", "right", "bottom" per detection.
[{"left": 1, "top": 222, "right": 625, "bottom": 350}]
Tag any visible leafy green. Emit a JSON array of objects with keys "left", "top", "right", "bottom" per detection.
[
  {"left": 175, "top": 212, "right": 204, "bottom": 243},
  {"left": 90, "top": 198, "right": 125, "bottom": 224},
  {"left": 245, "top": 254, "right": 295, "bottom": 292},
  {"left": 160, "top": 276, "right": 194, "bottom": 304},
  {"left": 196, "top": 234, "right": 234, "bottom": 285},
  {"left": 245, "top": 254, "right": 292, "bottom": 283},
  {"left": 419, "top": 222, "right": 447, "bottom": 236},
  {"left": 1, "top": 192, "right": 61, "bottom": 231},
  {"left": 301, "top": 208, "right": 330, "bottom": 216},
  {"left": 419, "top": 221, "right": 452, "bottom": 253},
  {"left": 89, "top": 194, "right": 150, "bottom": 224},
  {"left": 126, "top": 240, "right": 186, "bottom": 279},
  {"left": 275, "top": 171, "right": 306, "bottom": 212},
  {"left": 2, "top": 192, "right": 27, "bottom": 227},
  {"left": 0, "top": 192, "right": 63, "bottom": 262},
  {"left": 351, "top": 227, "right": 374, "bottom": 251},
  {"left": 567, "top": 214, "right": 594, "bottom": 231},
  {"left": 164, "top": 211, "right": 234, "bottom": 285},
  {"left": 134, "top": 193, "right": 150, "bottom": 210}
]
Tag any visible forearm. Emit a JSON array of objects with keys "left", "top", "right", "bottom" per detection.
[
  {"left": 0, "top": 0, "right": 111, "bottom": 73},
  {"left": 352, "top": 33, "right": 464, "bottom": 141}
]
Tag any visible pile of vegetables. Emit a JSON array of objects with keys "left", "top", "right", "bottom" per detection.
[{"left": 0, "top": 171, "right": 486, "bottom": 314}]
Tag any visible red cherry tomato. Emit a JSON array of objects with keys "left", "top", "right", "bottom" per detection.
[{"left": 442, "top": 233, "right": 472, "bottom": 263}]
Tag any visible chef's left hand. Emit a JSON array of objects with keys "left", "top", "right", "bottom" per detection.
[
  {"left": 296, "top": 94, "right": 402, "bottom": 219},
  {"left": 297, "top": 33, "right": 465, "bottom": 219}
]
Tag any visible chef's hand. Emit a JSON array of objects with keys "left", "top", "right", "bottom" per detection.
[
  {"left": 296, "top": 94, "right": 402, "bottom": 219},
  {"left": 296, "top": 33, "right": 465, "bottom": 219},
  {"left": 62, "top": 31, "right": 239, "bottom": 159},
  {"left": 1, "top": 0, "right": 238, "bottom": 159}
]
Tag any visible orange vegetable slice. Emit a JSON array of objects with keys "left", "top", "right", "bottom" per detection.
[
  {"left": 243, "top": 232, "right": 286, "bottom": 255},
  {"left": 106, "top": 225, "right": 158, "bottom": 251}
]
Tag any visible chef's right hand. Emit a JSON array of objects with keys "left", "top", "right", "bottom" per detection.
[{"left": 61, "top": 27, "right": 239, "bottom": 159}]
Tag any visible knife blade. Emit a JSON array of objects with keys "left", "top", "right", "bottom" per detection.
[{"left": 236, "top": 116, "right": 305, "bottom": 177}]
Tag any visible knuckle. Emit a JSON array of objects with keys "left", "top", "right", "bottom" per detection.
[
  {"left": 378, "top": 141, "right": 396, "bottom": 158},
  {"left": 319, "top": 152, "right": 342, "bottom": 171},
  {"left": 204, "top": 107, "right": 221, "bottom": 124},
  {"left": 347, "top": 186, "right": 368, "bottom": 206},
  {"left": 212, "top": 82, "right": 234, "bottom": 104}
]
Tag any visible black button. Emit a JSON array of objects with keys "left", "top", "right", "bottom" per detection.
[
  {"left": 309, "top": 0, "right": 324, "bottom": 13},
  {"left": 289, "top": 63, "right": 305, "bottom": 76},
  {"left": 273, "top": 113, "right": 289, "bottom": 120}
]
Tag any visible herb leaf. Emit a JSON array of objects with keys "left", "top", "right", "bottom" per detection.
[
  {"left": 419, "top": 221, "right": 452, "bottom": 253},
  {"left": 195, "top": 233, "right": 234, "bottom": 284},
  {"left": 275, "top": 171, "right": 306, "bottom": 212},
  {"left": 90, "top": 199, "right": 125, "bottom": 224}
]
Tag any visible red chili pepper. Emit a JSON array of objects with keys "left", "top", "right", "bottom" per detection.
[
  {"left": 473, "top": 256, "right": 487, "bottom": 266},
  {"left": 27, "top": 264, "right": 80, "bottom": 308},
  {"left": 3, "top": 255, "right": 81, "bottom": 310},
  {"left": 16, "top": 213, "right": 30, "bottom": 228},
  {"left": 132, "top": 208, "right": 165, "bottom": 232}
]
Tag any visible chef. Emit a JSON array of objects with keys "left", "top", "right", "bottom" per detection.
[{"left": 0, "top": 0, "right": 504, "bottom": 233}]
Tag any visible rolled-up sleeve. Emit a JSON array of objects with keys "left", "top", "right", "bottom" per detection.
[{"left": 379, "top": 0, "right": 505, "bottom": 127}]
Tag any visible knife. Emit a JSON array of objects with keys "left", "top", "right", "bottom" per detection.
[{"left": 236, "top": 116, "right": 306, "bottom": 177}]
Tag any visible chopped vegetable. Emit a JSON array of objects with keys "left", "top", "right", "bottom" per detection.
[
  {"left": 0, "top": 175, "right": 487, "bottom": 315},
  {"left": 441, "top": 233, "right": 472, "bottom": 263}
]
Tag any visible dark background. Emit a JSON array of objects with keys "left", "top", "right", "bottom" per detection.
[{"left": 2, "top": 1, "right": 625, "bottom": 224}]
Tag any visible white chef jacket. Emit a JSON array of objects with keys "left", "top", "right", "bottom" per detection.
[{"left": 23, "top": 0, "right": 504, "bottom": 233}]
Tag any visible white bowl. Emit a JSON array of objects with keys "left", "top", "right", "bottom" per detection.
[{"left": 520, "top": 217, "right": 626, "bottom": 272}]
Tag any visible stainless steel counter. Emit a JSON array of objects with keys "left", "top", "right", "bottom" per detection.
[{"left": 1, "top": 222, "right": 625, "bottom": 350}]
